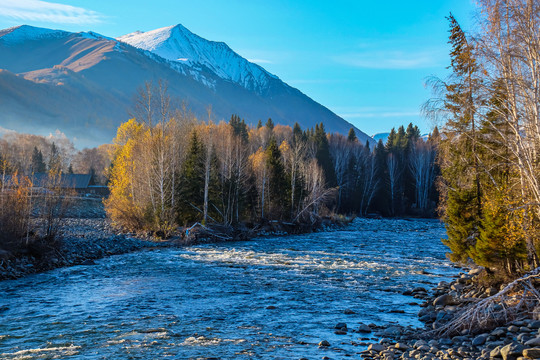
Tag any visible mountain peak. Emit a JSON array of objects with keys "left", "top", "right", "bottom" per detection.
[{"left": 117, "top": 23, "right": 278, "bottom": 93}]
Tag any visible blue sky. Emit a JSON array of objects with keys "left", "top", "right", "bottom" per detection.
[{"left": 0, "top": 0, "right": 476, "bottom": 136}]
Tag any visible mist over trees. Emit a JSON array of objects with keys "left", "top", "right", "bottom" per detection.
[
  {"left": 425, "top": 0, "right": 540, "bottom": 278},
  {"left": 0, "top": 131, "right": 111, "bottom": 184}
]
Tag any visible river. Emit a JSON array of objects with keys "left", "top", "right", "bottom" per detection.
[{"left": 0, "top": 218, "right": 459, "bottom": 359}]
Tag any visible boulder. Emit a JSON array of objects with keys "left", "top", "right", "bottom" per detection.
[
  {"left": 318, "top": 340, "right": 330, "bottom": 347},
  {"left": 433, "top": 294, "right": 457, "bottom": 307},
  {"left": 525, "top": 337, "right": 540, "bottom": 347},
  {"left": 500, "top": 343, "right": 525, "bottom": 360},
  {"left": 395, "top": 343, "right": 409, "bottom": 351},
  {"left": 368, "top": 343, "right": 385, "bottom": 352},
  {"left": 523, "top": 348, "right": 540, "bottom": 359},
  {"left": 490, "top": 346, "right": 502, "bottom": 358},
  {"left": 472, "top": 334, "right": 489, "bottom": 347},
  {"left": 357, "top": 324, "right": 372, "bottom": 333},
  {"left": 469, "top": 267, "right": 483, "bottom": 276},
  {"left": 334, "top": 322, "right": 347, "bottom": 330},
  {"left": 529, "top": 321, "right": 540, "bottom": 329}
]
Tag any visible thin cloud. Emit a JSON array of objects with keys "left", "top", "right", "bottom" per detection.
[
  {"left": 0, "top": 0, "right": 104, "bottom": 24},
  {"left": 334, "top": 49, "right": 444, "bottom": 69}
]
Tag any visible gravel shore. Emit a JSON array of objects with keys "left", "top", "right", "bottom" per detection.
[
  {"left": 356, "top": 270, "right": 540, "bottom": 360},
  {"left": 0, "top": 218, "right": 169, "bottom": 281}
]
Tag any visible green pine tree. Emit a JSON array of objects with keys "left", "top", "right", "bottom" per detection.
[
  {"left": 31, "top": 147, "right": 46, "bottom": 173},
  {"left": 265, "top": 137, "right": 290, "bottom": 219},
  {"left": 177, "top": 131, "right": 205, "bottom": 225},
  {"left": 313, "top": 123, "right": 337, "bottom": 187},
  {"left": 347, "top": 128, "right": 358, "bottom": 142},
  {"left": 265, "top": 118, "right": 275, "bottom": 130},
  {"left": 439, "top": 13, "right": 482, "bottom": 264}
]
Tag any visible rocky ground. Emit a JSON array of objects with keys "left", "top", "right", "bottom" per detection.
[
  {"left": 350, "top": 269, "right": 540, "bottom": 360},
  {"left": 0, "top": 198, "right": 351, "bottom": 281},
  {"left": 0, "top": 199, "right": 172, "bottom": 281},
  {"left": 0, "top": 218, "right": 170, "bottom": 281}
]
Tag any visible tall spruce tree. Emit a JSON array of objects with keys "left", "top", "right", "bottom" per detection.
[
  {"left": 265, "top": 118, "right": 275, "bottom": 130},
  {"left": 265, "top": 137, "right": 290, "bottom": 219},
  {"left": 31, "top": 147, "right": 46, "bottom": 173},
  {"left": 439, "top": 13, "right": 482, "bottom": 263},
  {"left": 347, "top": 128, "right": 357, "bottom": 142},
  {"left": 313, "top": 123, "right": 337, "bottom": 187},
  {"left": 177, "top": 131, "right": 205, "bottom": 225}
]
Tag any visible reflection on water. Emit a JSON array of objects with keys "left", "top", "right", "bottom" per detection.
[{"left": 0, "top": 218, "right": 458, "bottom": 359}]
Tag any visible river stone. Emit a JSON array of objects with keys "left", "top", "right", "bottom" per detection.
[
  {"left": 319, "top": 340, "right": 330, "bottom": 347},
  {"left": 472, "top": 334, "right": 489, "bottom": 346},
  {"left": 358, "top": 324, "right": 372, "bottom": 333},
  {"left": 490, "top": 346, "right": 502, "bottom": 358},
  {"left": 492, "top": 328, "right": 507, "bottom": 337},
  {"left": 523, "top": 348, "right": 540, "bottom": 359},
  {"left": 334, "top": 322, "right": 347, "bottom": 330},
  {"left": 500, "top": 343, "right": 525, "bottom": 360},
  {"left": 433, "top": 294, "right": 456, "bottom": 307},
  {"left": 395, "top": 343, "right": 409, "bottom": 351},
  {"left": 381, "top": 326, "right": 402, "bottom": 337},
  {"left": 368, "top": 343, "right": 385, "bottom": 352},
  {"left": 469, "top": 268, "right": 483, "bottom": 276},
  {"left": 529, "top": 321, "right": 540, "bottom": 329},
  {"left": 344, "top": 309, "right": 355, "bottom": 315},
  {"left": 525, "top": 337, "right": 540, "bottom": 347},
  {"left": 415, "top": 340, "right": 428, "bottom": 348},
  {"left": 508, "top": 325, "right": 519, "bottom": 332}
]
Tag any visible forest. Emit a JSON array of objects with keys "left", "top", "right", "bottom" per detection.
[
  {"left": 102, "top": 82, "right": 439, "bottom": 237},
  {"left": 0, "top": 82, "right": 440, "bottom": 253},
  {"left": 425, "top": 0, "right": 540, "bottom": 279}
]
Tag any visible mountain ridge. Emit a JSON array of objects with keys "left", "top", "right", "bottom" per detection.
[{"left": 0, "top": 24, "right": 372, "bottom": 148}]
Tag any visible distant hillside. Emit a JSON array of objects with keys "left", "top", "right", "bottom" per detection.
[{"left": 0, "top": 24, "right": 372, "bottom": 147}]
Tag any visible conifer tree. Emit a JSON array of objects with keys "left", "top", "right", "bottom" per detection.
[
  {"left": 31, "top": 147, "right": 46, "bottom": 173},
  {"left": 313, "top": 123, "right": 337, "bottom": 187},
  {"left": 177, "top": 131, "right": 205, "bottom": 225},
  {"left": 256, "top": 119, "right": 263, "bottom": 129},
  {"left": 265, "top": 137, "right": 290, "bottom": 219},
  {"left": 372, "top": 139, "right": 390, "bottom": 215},
  {"left": 439, "top": 13, "right": 482, "bottom": 264},
  {"left": 48, "top": 142, "right": 61, "bottom": 172},
  {"left": 347, "top": 128, "right": 357, "bottom": 142},
  {"left": 265, "top": 118, "right": 275, "bottom": 130},
  {"left": 293, "top": 122, "right": 303, "bottom": 143}
]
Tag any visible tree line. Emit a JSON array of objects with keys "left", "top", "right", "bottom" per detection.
[
  {"left": 425, "top": 0, "right": 540, "bottom": 279},
  {"left": 105, "top": 82, "right": 440, "bottom": 236}
]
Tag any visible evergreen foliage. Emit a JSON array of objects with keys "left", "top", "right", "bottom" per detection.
[
  {"left": 313, "top": 123, "right": 337, "bottom": 187},
  {"left": 31, "top": 147, "right": 46, "bottom": 173},
  {"left": 177, "top": 131, "right": 205, "bottom": 225}
]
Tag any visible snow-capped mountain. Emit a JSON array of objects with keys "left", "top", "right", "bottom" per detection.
[
  {"left": 118, "top": 24, "right": 277, "bottom": 94},
  {"left": 0, "top": 24, "right": 372, "bottom": 147}
]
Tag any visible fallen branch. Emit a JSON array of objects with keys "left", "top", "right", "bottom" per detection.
[{"left": 433, "top": 267, "right": 540, "bottom": 337}]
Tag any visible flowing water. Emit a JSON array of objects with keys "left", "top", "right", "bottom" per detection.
[{"left": 0, "top": 218, "right": 459, "bottom": 359}]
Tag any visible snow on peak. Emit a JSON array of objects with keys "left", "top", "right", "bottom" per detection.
[
  {"left": 78, "top": 31, "right": 115, "bottom": 41},
  {"left": 0, "top": 25, "right": 68, "bottom": 44},
  {"left": 117, "top": 24, "right": 278, "bottom": 92}
]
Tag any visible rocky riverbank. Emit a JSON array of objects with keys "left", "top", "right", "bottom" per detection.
[
  {"left": 358, "top": 269, "right": 540, "bottom": 360},
  {"left": 0, "top": 197, "right": 352, "bottom": 281},
  {"left": 0, "top": 218, "right": 169, "bottom": 281}
]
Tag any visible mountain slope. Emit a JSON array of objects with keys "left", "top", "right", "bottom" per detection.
[
  {"left": 0, "top": 24, "right": 372, "bottom": 147},
  {"left": 117, "top": 24, "right": 277, "bottom": 94}
]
